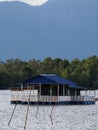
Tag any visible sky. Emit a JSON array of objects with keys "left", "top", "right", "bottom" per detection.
[{"left": 0, "top": 0, "right": 98, "bottom": 61}]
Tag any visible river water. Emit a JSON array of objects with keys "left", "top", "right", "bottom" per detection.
[{"left": 0, "top": 90, "right": 98, "bottom": 130}]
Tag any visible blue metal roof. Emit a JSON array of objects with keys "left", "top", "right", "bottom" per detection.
[
  {"left": 40, "top": 74, "right": 76, "bottom": 85},
  {"left": 22, "top": 74, "right": 82, "bottom": 89}
]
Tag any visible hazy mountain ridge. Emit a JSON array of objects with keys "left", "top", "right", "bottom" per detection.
[
  {"left": 0, "top": 0, "right": 98, "bottom": 61},
  {"left": 0, "top": 0, "right": 48, "bottom": 6}
]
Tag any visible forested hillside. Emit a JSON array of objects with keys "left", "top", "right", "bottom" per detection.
[{"left": 0, "top": 55, "right": 98, "bottom": 89}]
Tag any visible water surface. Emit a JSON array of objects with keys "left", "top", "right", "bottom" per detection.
[{"left": 0, "top": 90, "right": 98, "bottom": 130}]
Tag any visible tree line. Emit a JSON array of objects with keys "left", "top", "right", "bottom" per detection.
[{"left": 0, "top": 55, "right": 98, "bottom": 89}]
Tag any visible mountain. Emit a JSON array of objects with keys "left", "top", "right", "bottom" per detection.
[
  {"left": 0, "top": 0, "right": 48, "bottom": 6},
  {"left": 0, "top": 0, "right": 98, "bottom": 61}
]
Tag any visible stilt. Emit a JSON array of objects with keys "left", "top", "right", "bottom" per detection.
[
  {"left": 35, "top": 84, "right": 41, "bottom": 118},
  {"left": 8, "top": 103, "right": 17, "bottom": 126},
  {"left": 35, "top": 85, "right": 39, "bottom": 118},
  {"left": 50, "top": 105, "right": 54, "bottom": 125},
  {"left": 35, "top": 102, "right": 39, "bottom": 118},
  {"left": 8, "top": 89, "right": 19, "bottom": 126},
  {"left": 24, "top": 87, "right": 31, "bottom": 130}
]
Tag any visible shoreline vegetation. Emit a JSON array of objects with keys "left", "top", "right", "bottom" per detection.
[{"left": 0, "top": 55, "right": 98, "bottom": 89}]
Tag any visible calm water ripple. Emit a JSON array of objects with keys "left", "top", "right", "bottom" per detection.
[{"left": 0, "top": 90, "right": 98, "bottom": 130}]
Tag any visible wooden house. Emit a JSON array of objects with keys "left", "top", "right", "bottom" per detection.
[{"left": 11, "top": 74, "right": 95, "bottom": 105}]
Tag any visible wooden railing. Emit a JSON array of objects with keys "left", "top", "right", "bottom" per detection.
[
  {"left": 11, "top": 95, "right": 95, "bottom": 102},
  {"left": 39, "top": 96, "right": 58, "bottom": 102}
]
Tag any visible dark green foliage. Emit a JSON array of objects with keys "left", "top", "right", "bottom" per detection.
[{"left": 0, "top": 55, "right": 98, "bottom": 89}]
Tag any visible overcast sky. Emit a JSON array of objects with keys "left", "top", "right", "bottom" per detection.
[{"left": 0, "top": 0, "right": 98, "bottom": 61}]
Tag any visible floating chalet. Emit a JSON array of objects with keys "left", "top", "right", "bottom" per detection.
[{"left": 11, "top": 74, "right": 95, "bottom": 105}]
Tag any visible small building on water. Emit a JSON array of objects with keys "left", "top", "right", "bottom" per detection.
[{"left": 11, "top": 74, "right": 95, "bottom": 105}]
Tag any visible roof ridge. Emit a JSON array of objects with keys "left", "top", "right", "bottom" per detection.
[{"left": 40, "top": 74, "right": 56, "bottom": 76}]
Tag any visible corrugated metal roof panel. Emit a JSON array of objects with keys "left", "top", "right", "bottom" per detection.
[
  {"left": 23, "top": 75, "right": 56, "bottom": 84},
  {"left": 43, "top": 74, "right": 76, "bottom": 85},
  {"left": 22, "top": 74, "right": 78, "bottom": 86}
]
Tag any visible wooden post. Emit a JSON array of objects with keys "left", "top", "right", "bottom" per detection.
[
  {"left": 33, "top": 84, "right": 34, "bottom": 96},
  {"left": 75, "top": 89, "right": 77, "bottom": 96},
  {"left": 39, "top": 83, "right": 41, "bottom": 96},
  {"left": 50, "top": 105, "right": 54, "bottom": 125},
  {"left": 68, "top": 88, "right": 70, "bottom": 96},
  {"left": 50, "top": 84, "right": 52, "bottom": 96},
  {"left": 57, "top": 84, "right": 59, "bottom": 101},
  {"left": 63, "top": 85, "right": 65, "bottom": 96},
  {"left": 50, "top": 84, "right": 52, "bottom": 102},
  {"left": 21, "top": 83, "right": 23, "bottom": 90},
  {"left": 75, "top": 89, "right": 77, "bottom": 101},
  {"left": 35, "top": 84, "right": 40, "bottom": 118},
  {"left": 8, "top": 89, "right": 19, "bottom": 126},
  {"left": 8, "top": 103, "right": 17, "bottom": 126},
  {"left": 24, "top": 87, "right": 31, "bottom": 130}
]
